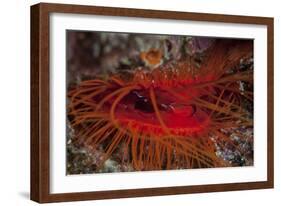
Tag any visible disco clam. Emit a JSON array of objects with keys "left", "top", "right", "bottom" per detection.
[{"left": 68, "top": 40, "right": 253, "bottom": 171}]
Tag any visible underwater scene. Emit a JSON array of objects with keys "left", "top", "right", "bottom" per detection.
[{"left": 66, "top": 31, "right": 253, "bottom": 174}]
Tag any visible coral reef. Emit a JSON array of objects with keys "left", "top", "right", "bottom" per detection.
[{"left": 66, "top": 31, "right": 253, "bottom": 174}]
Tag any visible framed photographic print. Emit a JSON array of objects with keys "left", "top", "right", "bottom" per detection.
[{"left": 31, "top": 3, "right": 274, "bottom": 203}]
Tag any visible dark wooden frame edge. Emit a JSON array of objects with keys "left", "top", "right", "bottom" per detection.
[{"left": 30, "top": 2, "right": 274, "bottom": 203}]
